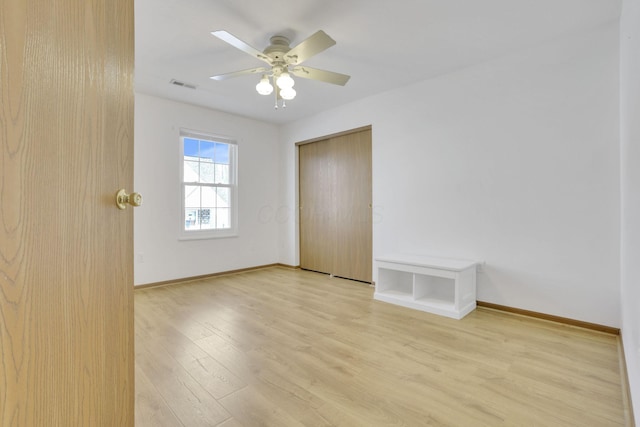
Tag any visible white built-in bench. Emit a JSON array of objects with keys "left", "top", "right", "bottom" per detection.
[{"left": 374, "top": 254, "right": 478, "bottom": 319}]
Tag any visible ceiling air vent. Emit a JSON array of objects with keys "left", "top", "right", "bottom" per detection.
[{"left": 169, "top": 79, "right": 197, "bottom": 90}]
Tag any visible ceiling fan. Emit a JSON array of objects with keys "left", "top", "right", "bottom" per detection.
[{"left": 210, "top": 30, "right": 350, "bottom": 107}]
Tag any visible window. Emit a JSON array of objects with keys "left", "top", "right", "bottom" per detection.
[{"left": 180, "top": 129, "right": 237, "bottom": 238}]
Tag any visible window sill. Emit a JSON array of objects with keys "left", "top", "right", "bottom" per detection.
[{"left": 178, "top": 229, "right": 238, "bottom": 241}]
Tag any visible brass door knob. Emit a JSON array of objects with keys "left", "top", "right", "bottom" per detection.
[{"left": 116, "top": 189, "right": 143, "bottom": 210}]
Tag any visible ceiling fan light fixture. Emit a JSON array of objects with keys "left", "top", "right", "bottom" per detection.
[
  {"left": 276, "top": 72, "right": 295, "bottom": 89},
  {"left": 280, "top": 87, "right": 296, "bottom": 100},
  {"left": 211, "top": 30, "right": 349, "bottom": 110},
  {"left": 255, "top": 75, "right": 274, "bottom": 95}
]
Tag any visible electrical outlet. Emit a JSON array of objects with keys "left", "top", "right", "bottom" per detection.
[{"left": 137, "top": 253, "right": 144, "bottom": 263}]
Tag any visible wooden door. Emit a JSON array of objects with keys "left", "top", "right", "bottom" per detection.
[
  {"left": 332, "top": 130, "right": 372, "bottom": 282},
  {"left": 0, "top": 0, "right": 135, "bottom": 425},
  {"left": 298, "top": 128, "right": 372, "bottom": 282},
  {"left": 299, "top": 139, "right": 336, "bottom": 275}
]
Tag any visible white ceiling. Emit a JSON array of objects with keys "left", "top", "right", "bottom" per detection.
[{"left": 135, "top": 0, "right": 620, "bottom": 125}]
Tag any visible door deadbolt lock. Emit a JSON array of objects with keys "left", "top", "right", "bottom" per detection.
[{"left": 116, "top": 189, "right": 143, "bottom": 210}]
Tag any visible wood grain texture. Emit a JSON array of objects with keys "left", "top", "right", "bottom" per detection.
[
  {"left": 0, "top": 0, "right": 135, "bottom": 425},
  {"left": 332, "top": 129, "right": 372, "bottom": 282},
  {"left": 298, "top": 128, "right": 372, "bottom": 282},
  {"left": 135, "top": 267, "right": 627, "bottom": 426},
  {"left": 299, "top": 138, "right": 336, "bottom": 275}
]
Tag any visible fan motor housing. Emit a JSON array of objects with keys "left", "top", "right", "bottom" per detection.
[{"left": 263, "top": 35, "right": 291, "bottom": 61}]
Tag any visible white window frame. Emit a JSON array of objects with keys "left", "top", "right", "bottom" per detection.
[{"left": 179, "top": 128, "right": 238, "bottom": 240}]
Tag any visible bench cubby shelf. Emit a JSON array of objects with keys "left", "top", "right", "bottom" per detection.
[{"left": 374, "top": 254, "right": 477, "bottom": 319}]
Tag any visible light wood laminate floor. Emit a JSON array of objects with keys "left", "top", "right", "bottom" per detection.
[{"left": 134, "top": 267, "right": 629, "bottom": 426}]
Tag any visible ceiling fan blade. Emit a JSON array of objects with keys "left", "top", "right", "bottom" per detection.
[
  {"left": 291, "top": 66, "right": 350, "bottom": 86},
  {"left": 210, "top": 67, "right": 267, "bottom": 81},
  {"left": 211, "top": 30, "right": 271, "bottom": 64},
  {"left": 285, "top": 30, "right": 336, "bottom": 65}
]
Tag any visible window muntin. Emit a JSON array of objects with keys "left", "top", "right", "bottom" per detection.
[{"left": 180, "top": 130, "right": 237, "bottom": 237}]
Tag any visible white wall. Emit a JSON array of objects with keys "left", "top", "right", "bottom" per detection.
[
  {"left": 279, "top": 24, "right": 621, "bottom": 327},
  {"left": 134, "top": 94, "right": 280, "bottom": 285},
  {"left": 620, "top": 0, "right": 640, "bottom": 420}
]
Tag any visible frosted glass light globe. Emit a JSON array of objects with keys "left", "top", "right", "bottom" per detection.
[
  {"left": 276, "top": 72, "right": 295, "bottom": 89},
  {"left": 280, "top": 87, "right": 296, "bottom": 100},
  {"left": 255, "top": 76, "right": 273, "bottom": 95}
]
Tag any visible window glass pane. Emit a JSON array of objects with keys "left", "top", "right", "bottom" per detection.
[
  {"left": 200, "top": 222, "right": 215, "bottom": 230},
  {"left": 185, "top": 208, "right": 199, "bottom": 230},
  {"left": 184, "top": 138, "right": 199, "bottom": 158},
  {"left": 199, "top": 208, "right": 212, "bottom": 228},
  {"left": 216, "top": 208, "right": 230, "bottom": 229},
  {"left": 184, "top": 185, "right": 200, "bottom": 208},
  {"left": 184, "top": 161, "right": 199, "bottom": 182},
  {"left": 215, "top": 164, "right": 229, "bottom": 184},
  {"left": 200, "top": 140, "right": 215, "bottom": 162},
  {"left": 200, "top": 162, "right": 215, "bottom": 183},
  {"left": 181, "top": 132, "right": 236, "bottom": 234},
  {"left": 201, "top": 186, "right": 216, "bottom": 207},
  {"left": 217, "top": 187, "right": 230, "bottom": 208},
  {"left": 214, "top": 143, "right": 230, "bottom": 164}
]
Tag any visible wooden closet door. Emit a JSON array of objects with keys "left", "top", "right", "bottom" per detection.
[
  {"left": 298, "top": 128, "right": 372, "bottom": 283},
  {"left": 299, "top": 139, "right": 336, "bottom": 275},
  {"left": 332, "top": 130, "right": 372, "bottom": 282}
]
